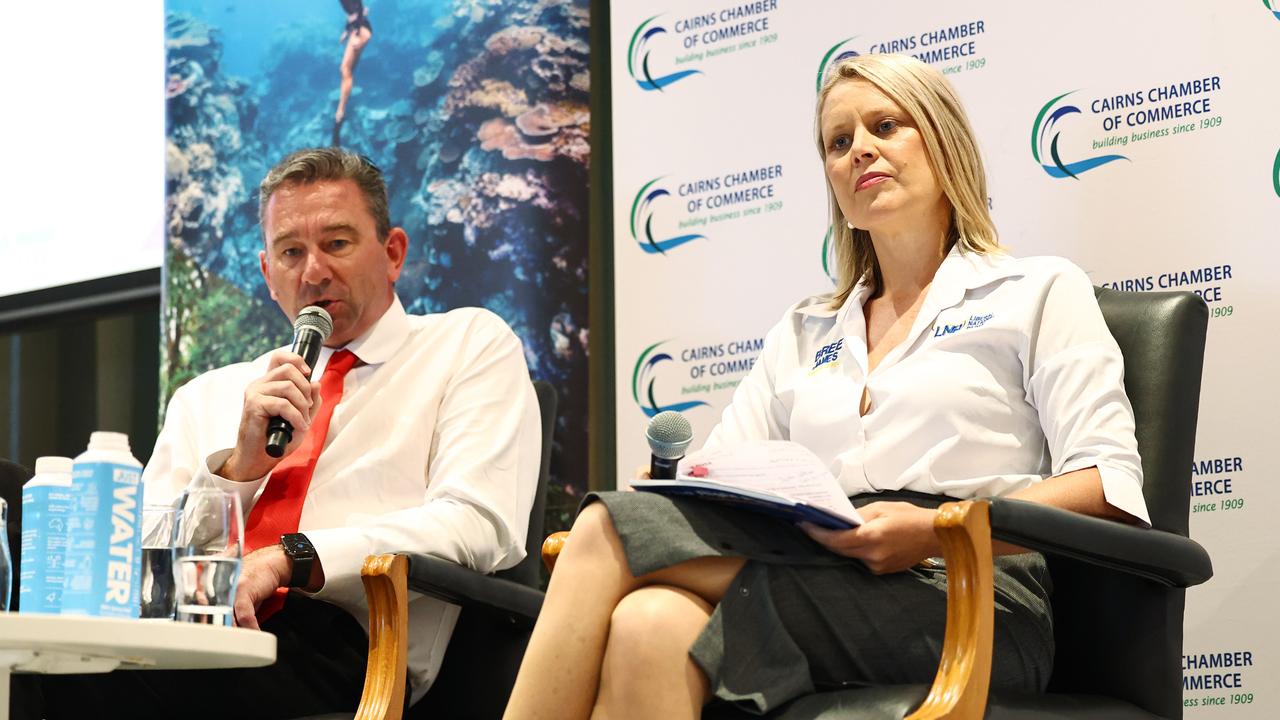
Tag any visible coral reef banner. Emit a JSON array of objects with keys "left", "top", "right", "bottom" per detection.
[
  {"left": 164, "top": 0, "right": 590, "bottom": 525},
  {"left": 612, "top": 0, "right": 1279, "bottom": 715}
]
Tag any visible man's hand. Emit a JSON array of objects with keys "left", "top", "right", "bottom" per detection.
[
  {"left": 234, "top": 544, "right": 292, "bottom": 630},
  {"left": 217, "top": 351, "right": 322, "bottom": 482},
  {"left": 800, "top": 501, "right": 941, "bottom": 574}
]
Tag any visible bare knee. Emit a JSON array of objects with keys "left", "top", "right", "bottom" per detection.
[
  {"left": 564, "top": 502, "right": 624, "bottom": 561},
  {"left": 608, "top": 586, "right": 712, "bottom": 661},
  {"left": 598, "top": 585, "right": 714, "bottom": 716}
]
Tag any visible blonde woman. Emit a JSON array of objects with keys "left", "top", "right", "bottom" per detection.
[{"left": 505, "top": 54, "right": 1149, "bottom": 719}]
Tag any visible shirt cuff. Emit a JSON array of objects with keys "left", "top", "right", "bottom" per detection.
[
  {"left": 202, "top": 448, "right": 269, "bottom": 515},
  {"left": 1089, "top": 462, "right": 1152, "bottom": 527},
  {"left": 299, "top": 526, "right": 372, "bottom": 607}
]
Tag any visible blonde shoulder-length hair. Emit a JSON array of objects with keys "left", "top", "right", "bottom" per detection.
[{"left": 816, "top": 54, "right": 1000, "bottom": 308}]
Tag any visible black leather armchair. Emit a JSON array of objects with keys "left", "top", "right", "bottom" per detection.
[{"left": 346, "top": 380, "right": 556, "bottom": 720}]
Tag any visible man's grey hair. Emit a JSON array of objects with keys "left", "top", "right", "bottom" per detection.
[{"left": 258, "top": 147, "right": 391, "bottom": 241}]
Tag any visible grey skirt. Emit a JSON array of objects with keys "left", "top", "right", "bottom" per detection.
[{"left": 585, "top": 490, "right": 1055, "bottom": 715}]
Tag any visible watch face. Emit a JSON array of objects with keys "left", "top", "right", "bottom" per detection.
[
  {"left": 281, "top": 534, "right": 316, "bottom": 589},
  {"left": 282, "top": 534, "right": 314, "bottom": 556}
]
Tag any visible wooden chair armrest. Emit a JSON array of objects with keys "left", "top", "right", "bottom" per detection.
[
  {"left": 906, "top": 500, "right": 995, "bottom": 720},
  {"left": 542, "top": 531, "right": 570, "bottom": 573},
  {"left": 356, "top": 553, "right": 409, "bottom": 720}
]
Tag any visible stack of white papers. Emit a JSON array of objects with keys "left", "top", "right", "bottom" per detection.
[{"left": 632, "top": 441, "right": 863, "bottom": 529}]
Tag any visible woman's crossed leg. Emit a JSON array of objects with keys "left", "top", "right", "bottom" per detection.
[{"left": 504, "top": 501, "right": 745, "bottom": 720}]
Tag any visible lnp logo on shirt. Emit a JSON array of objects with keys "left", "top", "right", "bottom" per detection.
[
  {"left": 811, "top": 338, "right": 844, "bottom": 371},
  {"left": 933, "top": 313, "right": 994, "bottom": 338}
]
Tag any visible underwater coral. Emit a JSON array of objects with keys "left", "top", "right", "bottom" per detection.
[{"left": 164, "top": 0, "right": 591, "bottom": 519}]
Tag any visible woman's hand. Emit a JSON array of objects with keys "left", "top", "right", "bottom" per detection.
[
  {"left": 623, "top": 466, "right": 650, "bottom": 491},
  {"left": 800, "top": 501, "right": 942, "bottom": 574}
]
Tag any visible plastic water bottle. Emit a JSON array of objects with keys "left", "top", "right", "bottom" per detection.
[
  {"left": 19, "top": 456, "right": 74, "bottom": 614},
  {"left": 62, "top": 432, "right": 145, "bottom": 618}
]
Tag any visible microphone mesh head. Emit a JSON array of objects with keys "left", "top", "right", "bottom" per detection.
[
  {"left": 646, "top": 411, "right": 693, "bottom": 459},
  {"left": 294, "top": 306, "right": 334, "bottom": 341}
]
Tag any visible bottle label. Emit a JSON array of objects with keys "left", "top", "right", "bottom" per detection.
[
  {"left": 62, "top": 462, "right": 143, "bottom": 618},
  {"left": 19, "top": 485, "right": 72, "bottom": 613}
]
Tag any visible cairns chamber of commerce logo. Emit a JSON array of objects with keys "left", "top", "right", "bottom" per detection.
[
  {"left": 815, "top": 20, "right": 988, "bottom": 87},
  {"left": 1267, "top": 0, "right": 1280, "bottom": 21},
  {"left": 632, "top": 341, "right": 711, "bottom": 417},
  {"left": 821, "top": 225, "right": 839, "bottom": 284},
  {"left": 1031, "top": 92, "right": 1127, "bottom": 179},
  {"left": 815, "top": 38, "right": 860, "bottom": 92},
  {"left": 815, "top": 40, "right": 856, "bottom": 287},
  {"left": 628, "top": 16, "right": 702, "bottom": 91},
  {"left": 1273, "top": 147, "right": 1280, "bottom": 199},
  {"left": 630, "top": 178, "right": 707, "bottom": 254}
]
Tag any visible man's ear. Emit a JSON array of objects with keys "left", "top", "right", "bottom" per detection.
[
  {"left": 259, "top": 249, "right": 279, "bottom": 301},
  {"left": 385, "top": 228, "right": 408, "bottom": 283}
]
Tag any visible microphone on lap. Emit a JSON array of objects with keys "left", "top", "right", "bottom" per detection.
[
  {"left": 645, "top": 411, "right": 693, "bottom": 480},
  {"left": 265, "top": 306, "right": 334, "bottom": 458}
]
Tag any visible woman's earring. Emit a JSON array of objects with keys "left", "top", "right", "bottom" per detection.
[{"left": 846, "top": 220, "right": 854, "bottom": 230}]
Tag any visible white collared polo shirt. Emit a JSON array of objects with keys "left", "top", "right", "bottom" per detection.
[{"left": 705, "top": 246, "right": 1151, "bottom": 525}]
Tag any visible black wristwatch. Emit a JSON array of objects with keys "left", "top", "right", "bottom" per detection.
[{"left": 280, "top": 533, "right": 318, "bottom": 589}]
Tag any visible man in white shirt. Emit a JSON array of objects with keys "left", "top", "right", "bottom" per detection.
[{"left": 15, "top": 148, "right": 541, "bottom": 719}]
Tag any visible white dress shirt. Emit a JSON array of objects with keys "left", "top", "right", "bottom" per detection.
[
  {"left": 706, "top": 245, "right": 1151, "bottom": 526},
  {"left": 142, "top": 295, "right": 542, "bottom": 697}
]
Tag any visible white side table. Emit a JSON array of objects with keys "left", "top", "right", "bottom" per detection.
[{"left": 0, "top": 614, "right": 276, "bottom": 720}]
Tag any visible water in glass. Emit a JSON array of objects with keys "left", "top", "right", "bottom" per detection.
[
  {"left": 176, "top": 554, "right": 239, "bottom": 624},
  {"left": 141, "top": 546, "right": 177, "bottom": 619},
  {"left": 174, "top": 488, "right": 243, "bottom": 627},
  {"left": 140, "top": 504, "right": 180, "bottom": 619}
]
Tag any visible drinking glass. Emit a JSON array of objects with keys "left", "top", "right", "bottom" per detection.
[
  {"left": 0, "top": 498, "right": 11, "bottom": 611},
  {"left": 140, "top": 504, "right": 180, "bottom": 619},
  {"left": 174, "top": 489, "right": 243, "bottom": 626}
]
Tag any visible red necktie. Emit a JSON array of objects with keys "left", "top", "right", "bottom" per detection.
[{"left": 244, "top": 349, "right": 358, "bottom": 620}]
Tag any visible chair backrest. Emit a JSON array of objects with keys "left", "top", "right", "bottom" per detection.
[
  {"left": 1, "top": 459, "right": 33, "bottom": 608},
  {"left": 1045, "top": 289, "right": 1207, "bottom": 718},
  {"left": 492, "top": 379, "right": 557, "bottom": 589}
]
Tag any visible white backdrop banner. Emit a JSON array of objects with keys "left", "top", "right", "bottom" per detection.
[{"left": 610, "top": 0, "right": 1280, "bottom": 715}]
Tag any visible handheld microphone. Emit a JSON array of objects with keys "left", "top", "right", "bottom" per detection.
[
  {"left": 265, "top": 306, "right": 334, "bottom": 458},
  {"left": 645, "top": 411, "right": 693, "bottom": 480}
]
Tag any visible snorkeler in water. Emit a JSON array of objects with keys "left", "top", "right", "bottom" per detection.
[{"left": 333, "top": 0, "right": 373, "bottom": 145}]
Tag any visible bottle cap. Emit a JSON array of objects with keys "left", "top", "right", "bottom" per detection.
[
  {"left": 88, "top": 431, "right": 131, "bottom": 451},
  {"left": 34, "top": 456, "right": 73, "bottom": 475}
]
